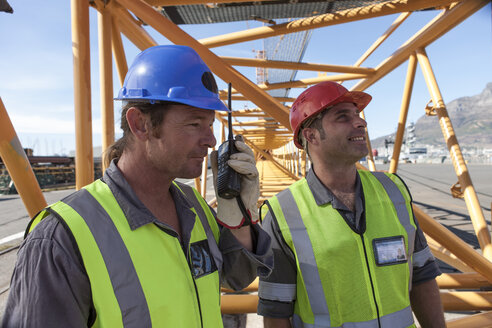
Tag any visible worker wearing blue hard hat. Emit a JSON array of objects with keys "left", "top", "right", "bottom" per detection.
[{"left": 3, "top": 45, "right": 272, "bottom": 327}]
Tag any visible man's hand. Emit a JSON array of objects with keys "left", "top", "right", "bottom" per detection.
[{"left": 211, "top": 137, "right": 260, "bottom": 229}]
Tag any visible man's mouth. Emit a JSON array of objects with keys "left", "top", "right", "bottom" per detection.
[
  {"left": 348, "top": 136, "right": 365, "bottom": 141},
  {"left": 191, "top": 152, "right": 208, "bottom": 159}
]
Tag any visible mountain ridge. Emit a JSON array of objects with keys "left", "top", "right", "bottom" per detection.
[{"left": 371, "top": 82, "right": 492, "bottom": 149}]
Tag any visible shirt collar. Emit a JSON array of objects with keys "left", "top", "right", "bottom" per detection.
[
  {"left": 305, "top": 168, "right": 335, "bottom": 206},
  {"left": 305, "top": 168, "right": 362, "bottom": 211},
  {"left": 102, "top": 160, "right": 195, "bottom": 231}
]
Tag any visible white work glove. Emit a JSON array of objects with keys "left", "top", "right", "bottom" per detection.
[{"left": 211, "top": 137, "right": 260, "bottom": 229}]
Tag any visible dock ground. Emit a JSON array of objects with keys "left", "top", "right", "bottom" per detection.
[{"left": 1, "top": 163, "right": 491, "bottom": 326}]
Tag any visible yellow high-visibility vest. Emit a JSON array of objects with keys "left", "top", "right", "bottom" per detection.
[
  {"left": 266, "top": 171, "right": 417, "bottom": 328},
  {"left": 28, "top": 179, "right": 223, "bottom": 328}
]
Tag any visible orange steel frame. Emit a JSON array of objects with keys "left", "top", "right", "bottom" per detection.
[{"left": 0, "top": 0, "right": 490, "bottom": 326}]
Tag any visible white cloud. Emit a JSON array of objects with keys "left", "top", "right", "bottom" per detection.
[
  {"left": 9, "top": 115, "right": 118, "bottom": 135},
  {"left": 10, "top": 114, "right": 75, "bottom": 134},
  {"left": 0, "top": 75, "right": 70, "bottom": 92}
]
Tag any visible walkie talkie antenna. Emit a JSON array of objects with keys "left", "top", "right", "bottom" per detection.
[{"left": 227, "top": 83, "right": 234, "bottom": 142}]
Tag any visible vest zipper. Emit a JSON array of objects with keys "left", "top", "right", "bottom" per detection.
[
  {"left": 360, "top": 234, "right": 381, "bottom": 328},
  {"left": 188, "top": 249, "right": 205, "bottom": 328},
  {"left": 158, "top": 224, "right": 204, "bottom": 328}
]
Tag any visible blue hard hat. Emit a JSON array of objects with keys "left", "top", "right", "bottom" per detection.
[{"left": 115, "top": 45, "right": 228, "bottom": 112}]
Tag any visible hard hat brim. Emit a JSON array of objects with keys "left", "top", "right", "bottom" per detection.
[
  {"left": 334, "top": 91, "right": 372, "bottom": 112},
  {"left": 114, "top": 95, "right": 229, "bottom": 112}
]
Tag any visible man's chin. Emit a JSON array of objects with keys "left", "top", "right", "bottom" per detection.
[
  {"left": 177, "top": 168, "right": 203, "bottom": 180},
  {"left": 353, "top": 150, "right": 369, "bottom": 163}
]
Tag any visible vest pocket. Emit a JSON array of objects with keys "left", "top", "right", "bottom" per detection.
[{"left": 190, "top": 239, "right": 218, "bottom": 278}]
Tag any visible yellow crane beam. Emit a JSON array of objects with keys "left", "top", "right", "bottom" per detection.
[
  {"left": 199, "top": 0, "right": 457, "bottom": 48},
  {"left": 116, "top": 0, "right": 292, "bottom": 130},
  {"left": 221, "top": 56, "right": 375, "bottom": 75}
]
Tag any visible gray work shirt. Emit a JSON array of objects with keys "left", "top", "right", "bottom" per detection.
[
  {"left": 2, "top": 161, "right": 273, "bottom": 328},
  {"left": 257, "top": 169, "right": 440, "bottom": 318}
]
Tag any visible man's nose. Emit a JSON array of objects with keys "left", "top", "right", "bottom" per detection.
[
  {"left": 204, "top": 128, "right": 216, "bottom": 148},
  {"left": 355, "top": 115, "right": 367, "bottom": 128}
]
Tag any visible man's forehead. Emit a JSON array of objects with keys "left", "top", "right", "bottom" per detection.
[
  {"left": 170, "top": 104, "right": 215, "bottom": 118},
  {"left": 328, "top": 102, "right": 360, "bottom": 113}
]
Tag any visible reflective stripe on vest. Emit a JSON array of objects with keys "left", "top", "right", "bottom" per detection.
[
  {"left": 270, "top": 171, "right": 416, "bottom": 327},
  {"left": 277, "top": 189, "right": 331, "bottom": 326},
  {"left": 292, "top": 305, "right": 413, "bottom": 328},
  {"left": 175, "top": 182, "right": 223, "bottom": 274},
  {"left": 28, "top": 179, "right": 222, "bottom": 328},
  {"left": 371, "top": 171, "right": 416, "bottom": 288}
]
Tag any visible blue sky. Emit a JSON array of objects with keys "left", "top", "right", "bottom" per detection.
[{"left": 0, "top": 1, "right": 491, "bottom": 155}]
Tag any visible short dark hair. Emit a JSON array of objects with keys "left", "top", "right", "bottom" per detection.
[
  {"left": 298, "top": 106, "right": 331, "bottom": 156},
  {"left": 103, "top": 101, "right": 176, "bottom": 167}
]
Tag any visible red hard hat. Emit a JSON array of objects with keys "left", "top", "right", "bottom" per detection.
[{"left": 290, "top": 81, "right": 372, "bottom": 148}]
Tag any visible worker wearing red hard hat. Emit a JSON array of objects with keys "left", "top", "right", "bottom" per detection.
[
  {"left": 290, "top": 81, "right": 372, "bottom": 149},
  {"left": 258, "top": 81, "right": 445, "bottom": 328}
]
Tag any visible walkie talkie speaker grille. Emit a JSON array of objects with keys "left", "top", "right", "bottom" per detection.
[
  {"left": 216, "top": 83, "right": 241, "bottom": 199},
  {"left": 217, "top": 140, "right": 241, "bottom": 199}
]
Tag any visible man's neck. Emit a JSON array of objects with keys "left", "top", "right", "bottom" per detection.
[
  {"left": 312, "top": 162, "right": 358, "bottom": 194},
  {"left": 117, "top": 150, "right": 183, "bottom": 235},
  {"left": 117, "top": 150, "right": 173, "bottom": 203},
  {"left": 312, "top": 162, "right": 358, "bottom": 213}
]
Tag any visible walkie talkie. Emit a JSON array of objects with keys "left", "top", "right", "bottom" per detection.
[{"left": 216, "top": 83, "right": 241, "bottom": 199}]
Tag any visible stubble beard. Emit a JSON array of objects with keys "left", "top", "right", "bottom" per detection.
[
  {"left": 320, "top": 129, "right": 368, "bottom": 164},
  {"left": 355, "top": 150, "right": 369, "bottom": 162}
]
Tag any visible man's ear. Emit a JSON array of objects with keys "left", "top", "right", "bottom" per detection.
[
  {"left": 126, "top": 107, "right": 150, "bottom": 141},
  {"left": 302, "top": 128, "right": 318, "bottom": 146}
]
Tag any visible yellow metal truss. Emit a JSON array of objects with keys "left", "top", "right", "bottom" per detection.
[{"left": 0, "top": 1, "right": 490, "bottom": 325}]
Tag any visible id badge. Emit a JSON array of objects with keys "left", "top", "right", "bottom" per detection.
[{"left": 373, "top": 236, "right": 407, "bottom": 266}]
